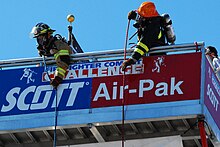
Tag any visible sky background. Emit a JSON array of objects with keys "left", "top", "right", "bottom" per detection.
[{"left": 0, "top": 0, "right": 219, "bottom": 60}]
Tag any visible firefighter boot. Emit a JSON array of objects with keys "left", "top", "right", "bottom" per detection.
[{"left": 50, "top": 76, "right": 63, "bottom": 89}]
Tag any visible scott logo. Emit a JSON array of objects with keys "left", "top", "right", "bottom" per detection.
[
  {"left": 1, "top": 82, "right": 86, "bottom": 113},
  {"left": 207, "top": 84, "right": 219, "bottom": 111}
]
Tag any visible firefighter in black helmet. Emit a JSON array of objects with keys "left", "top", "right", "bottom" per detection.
[{"left": 30, "top": 23, "right": 73, "bottom": 89}]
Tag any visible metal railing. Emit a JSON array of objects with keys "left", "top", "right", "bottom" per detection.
[{"left": 0, "top": 42, "right": 204, "bottom": 69}]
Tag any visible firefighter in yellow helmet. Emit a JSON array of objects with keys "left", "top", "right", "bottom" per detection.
[
  {"left": 30, "top": 23, "right": 73, "bottom": 89},
  {"left": 122, "top": 2, "right": 169, "bottom": 71}
]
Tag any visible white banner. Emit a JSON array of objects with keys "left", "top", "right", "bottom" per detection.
[{"left": 59, "top": 135, "right": 183, "bottom": 147}]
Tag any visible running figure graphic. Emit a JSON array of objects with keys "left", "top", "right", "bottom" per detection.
[
  {"left": 152, "top": 57, "right": 166, "bottom": 73},
  {"left": 20, "top": 68, "right": 37, "bottom": 84}
]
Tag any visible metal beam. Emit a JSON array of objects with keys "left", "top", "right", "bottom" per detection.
[
  {"left": 146, "top": 122, "right": 157, "bottom": 132},
  {"left": 129, "top": 123, "right": 139, "bottom": 134},
  {"left": 194, "top": 139, "right": 202, "bottom": 147},
  {"left": 9, "top": 133, "right": 20, "bottom": 144},
  {"left": 43, "top": 130, "right": 53, "bottom": 141},
  {"left": 60, "top": 129, "right": 70, "bottom": 140},
  {"left": 26, "top": 131, "right": 37, "bottom": 143},
  {"left": 0, "top": 42, "right": 204, "bottom": 69},
  {"left": 164, "top": 120, "right": 175, "bottom": 131},
  {"left": 182, "top": 119, "right": 191, "bottom": 128},
  {"left": 77, "top": 128, "right": 87, "bottom": 138},
  {"left": 98, "top": 126, "right": 110, "bottom": 137},
  {"left": 112, "top": 124, "right": 121, "bottom": 135},
  {"left": 182, "top": 136, "right": 201, "bottom": 140},
  {"left": 89, "top": 125, "right": 105, "bottom": 143}
]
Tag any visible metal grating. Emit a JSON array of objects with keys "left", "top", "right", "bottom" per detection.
[{"left": 0, "top": 117, "right": 215, "bottom": 147}]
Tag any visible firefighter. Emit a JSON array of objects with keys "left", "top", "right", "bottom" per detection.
[
  {"left": 122, "top": 2, "right": 175, "bottom": 71},
  {"left": 30, "top": 23, "right": 73, "bottom": 89}
]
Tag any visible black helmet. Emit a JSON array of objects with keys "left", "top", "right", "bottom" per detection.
[
  {"left": 30, "top": 23, "right": 55, "bottom": 38},
  {"left": 205, "top": 46, "right": 218, "bottom": 56}
]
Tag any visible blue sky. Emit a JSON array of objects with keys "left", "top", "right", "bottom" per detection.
[{"left": 0, "top": 0, "right": 219, "bottom": 60}]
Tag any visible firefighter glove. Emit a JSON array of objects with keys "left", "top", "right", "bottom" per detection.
[
  {"left": 128, "top": 10, "right": 137, "bottom": 20},
  {"left": 50, "top": 76, "right": 63, "bottom": 89},
  {"left": 38, "top": 50, "right": 46, "bottom": 57},
  {"left": 122, "top": 58, "right": 135, "bottom": 71}
]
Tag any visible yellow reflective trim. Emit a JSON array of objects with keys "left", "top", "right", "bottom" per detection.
[
  {"left": 158, "top": 30, "right": 162, "bottom": 39},
  {"left": 59, "top": 50, "right": 69, "bottom": 54},
  {"left": 57, "top": 67, "right": 66, "bottom": 73},
  {"left": 134, "top": 48, "right": 145, "bottom": 55},
  {"left": 56, "top": 67, "right": 66, "bottom": 77},
  {"left": 137, "top": 42, "right": 149, "bottom": 52},
  {"left": 40, "top": 29, "right": 47, "bottom": 34},
  {"left": 54, "top": 54, "right": 59, "bottom": 60},
  {"left": 58, "top": 72, "right": 65, "bottom": 77},
  {"left": 54, "top": 50, "right": 69, "bottom": 60}
]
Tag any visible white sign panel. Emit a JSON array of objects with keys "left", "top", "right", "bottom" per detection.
[{"left": 59, "top": 136, "right": 183, "bottom": 147}]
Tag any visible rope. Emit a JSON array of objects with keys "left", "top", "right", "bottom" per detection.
[
  {"left": 53, "top": 89, "right": 58, "bottom": 147},
  {"left": 42, "top": 56, "right": 57, "bottom": 147},
  {"left": 122, "top": 19, "right": 131, "bottom": 147}
]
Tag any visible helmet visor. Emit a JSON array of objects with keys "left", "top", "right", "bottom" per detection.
[
  {"left": 29, "top": 26, "right": 41, "bottom": 38},
  {"left": 29, "top": 26, "right": 49, "bottom": 38}
]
